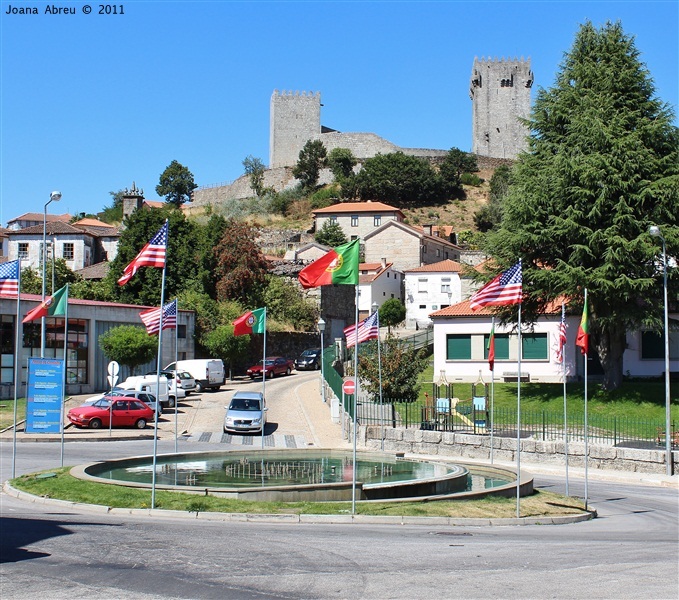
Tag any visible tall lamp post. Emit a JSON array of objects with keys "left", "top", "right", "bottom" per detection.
[
  {"left": 41, "top": 191, "right": 61, "bottom": 357},
  {"left": 318, "top": 317, "right": 326, "bottom": 403},
  {"left": 649, "top": 225, "right": 672, "bottom": 476}
]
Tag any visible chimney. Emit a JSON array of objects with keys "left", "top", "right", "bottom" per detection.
[
  {"left": 381, "top": 257, "right": 386, "bottom": 270},
  {"left": 423, "top": 224, "right": 433, "bottom": 236}
]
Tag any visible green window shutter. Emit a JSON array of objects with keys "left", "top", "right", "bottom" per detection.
[
  {"left": 484, "top": 333, "right": 509, "bottom": 360},
  {"left": 447, "top": 334, "right": 471, "bottom": 360},
  {"left": 522, "top": 333, "right": 548, "bottom": 360}
]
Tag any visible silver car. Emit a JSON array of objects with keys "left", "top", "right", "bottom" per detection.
[{"left": 223, "top": 391, "right": 267, "bottom": 434}]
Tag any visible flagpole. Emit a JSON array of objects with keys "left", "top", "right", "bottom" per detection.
[
  {"left": 11, "top": 264, "right": 22, "bottom": 479},
  {"left": 562, "top": 302, "right": 569, "bottom": 496},
  {"left": 151, "top": 250, "right": 168, "bottom": 510},
  {"left": 60, "top": 283, "right": 69, "bottom": 467},
  {"left": 376, "top": 308, "right": 384, "bottom": 452},
  {"left": 262, "top": 307, "right": 267, "bottom": 451},
  {"left": 352, "top": 283, "right": 359, "bottom": 515},
  {"left": 583, "top": 288, "right": 589, "bottom": 511},
  {"left": 490, "top": 316, "right": 495, "bottom": 465},
  {"left": 174, "top": 298, "right": 179, "bottom": 455},
  {"left": 516, "top": 302, "right": 522, "bottom": 519}
]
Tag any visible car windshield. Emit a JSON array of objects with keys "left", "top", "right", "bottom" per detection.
[
  {"left": 92, "top": 399, "right": 112, "bottom": 408},
  {"left": 301, "top": 350, "right": 317, "bottom": 357},
  {"left": 261, "top": 360, "right": 274, "bottom": 366},
  {"left": 229, "top": 399, "right": 261, "bottom": 411}
]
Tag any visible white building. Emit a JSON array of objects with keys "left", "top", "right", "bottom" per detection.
[
  {"left": 358, "top": 260, "right": 402, "bottom": 318},
  {"left": 312, "top": 201, "right": 404, "bottom": 242},
  {"left": 404, "top": 259, "right": 465, "bottom": 329}
]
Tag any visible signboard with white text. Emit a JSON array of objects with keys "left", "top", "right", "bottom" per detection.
[{"left": 25, "top": 358, "right": 64, "bottom": 434}]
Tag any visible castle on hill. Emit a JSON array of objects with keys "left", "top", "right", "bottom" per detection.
[{"left": 191, "top": 57, "right": 533, "bottom": 207}]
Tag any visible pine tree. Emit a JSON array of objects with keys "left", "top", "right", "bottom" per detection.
[{"left": 485, "top": 21, "right": 678, "bottom": 390}]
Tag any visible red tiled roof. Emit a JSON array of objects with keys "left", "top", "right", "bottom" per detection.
[
  {"left": 1, "top": 292, "right": 191, "bottom": 312},
  {"left": 312, "top": 201, "right": 403, "bottom": 215},
  {"left": 73, "top": 218, "right": 112, "bottom": 228},
  {"left": 8, "top": 213, "right": 72, "bottom": 224},
  {"left": 143, "top": 200, "right": 165, "bottom": 209},
  {"left": 404, "top": 259, "right": 463, "bottom": 273},
  {"left": 430, "top": 297, "right": 565, "bottom": 318},
  {"left": 9, "top": 222, "right": 88, "bottom": 235}
]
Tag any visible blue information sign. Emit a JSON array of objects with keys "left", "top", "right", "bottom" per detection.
[{"left": 26, "top": 358, "right": 65, "bottom": 434}]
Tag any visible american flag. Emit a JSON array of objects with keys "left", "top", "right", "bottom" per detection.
[
  {"left": 470, "top": 261, "right": 522, "bottom": 311},
  {"left": 344, "top": 310, "right": 380, "bottom": 349},
  {"left": 556, "top": 304, "right": 567, "bottom": 363},
  {"left": 118, "top": 220, "right": 168, "bottom": 286},
  {"left": 139, "top": 299, "right": 177, "bottom": 335},
  {"left": 0, "top": 260, "right": 19, "bottom": 295}
]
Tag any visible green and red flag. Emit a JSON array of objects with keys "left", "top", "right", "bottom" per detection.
[
  {"left": 22, "top": 285, "right": 68, "bottom": 323},
  {"left": 298, "top": 239, "right": 360, "bottom": 289},
  {"left": 233, "top": 307, "right": 266, "bottom": 336},
  {"left": 487, "top": 319, "right": 496, "bottom": 371},
  {"left": 575, "top": 291, "right": 589, "bottom": 355}
]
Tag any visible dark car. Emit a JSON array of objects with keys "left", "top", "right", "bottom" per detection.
[
  {"left": 294, "top": 348, "right": 321, "bottom": 371},
  {"left": 246, "top": 356, "right": 294, "bottom": 379}
]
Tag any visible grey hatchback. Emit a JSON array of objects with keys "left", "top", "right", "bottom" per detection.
[{"left": 223, "top": 391, "right": 267, "bottom": 434}]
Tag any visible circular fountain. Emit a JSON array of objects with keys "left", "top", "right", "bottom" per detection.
[{"left": 72, "top": 449, "right": 527, "bottom": 502}]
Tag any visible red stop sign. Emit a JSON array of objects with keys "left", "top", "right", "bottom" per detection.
[{"left": 342, "top": 379, "right": 356, "bottom": 395}]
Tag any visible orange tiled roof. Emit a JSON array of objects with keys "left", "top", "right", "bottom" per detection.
[
  {"left": 430, "top": 297, "right": 565, "bottom": 318},
  {"left": 404, "top": 259, "right": 463, "bottom": 273},
  {"left": 8, "top": 212, "right": 72, "bottom": 224},
  {"left": 312, "top": 201, "right": 403, "bottom": 215},
  {"left": 73, "top": 217, "right": 112, "bottom": 228}
]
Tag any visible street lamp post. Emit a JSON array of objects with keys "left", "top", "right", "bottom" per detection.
[
  {"left": 649, "top": 225, "right": 673, "bottom": 476},
  {"left": 318, "top": 317, "right": 326, "bottom": 403},
  {"left": 41, "top": 191, "right": 61, "bottom": 357}
]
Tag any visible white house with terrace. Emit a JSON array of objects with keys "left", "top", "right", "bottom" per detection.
[{"left": 430, "top": 299, "right": 679, "bottom": 383}]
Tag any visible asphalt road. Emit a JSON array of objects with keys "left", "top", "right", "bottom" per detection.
[{"left": 1, "top": 372, "right": 678, "bottom": 599}]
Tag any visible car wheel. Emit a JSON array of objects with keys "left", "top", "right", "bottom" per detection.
[
  {"left": 286, "top": 367, "right": 291, "bottom": 376},
  {"left": 89, "top": 419, "right": 102, "bottom": 430},
  {"left": 195, "top": 382, "right": 203, "bottom": 393},
  {"left": 167, "top": 396, "right": 176, "bottom": 408},
  {"left": 135, "top": 418, "right": 147, "bottom": 429},
  {"left": 314, "top": 362, "right": 319, "bottom": 370}
]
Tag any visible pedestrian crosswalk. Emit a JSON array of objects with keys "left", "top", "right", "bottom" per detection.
[{"left": 187, "top": 431, "right": 308, "bottom": 448}]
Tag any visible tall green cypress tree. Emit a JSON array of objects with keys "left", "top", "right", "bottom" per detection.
[{"left": 486, "top": 21, "right": 678, "bottom": 390}]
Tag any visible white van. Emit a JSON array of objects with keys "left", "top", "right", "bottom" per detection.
[
  {"left": 165, "top": 359, "right": 225, "bottom": 393},
  {"left": 119, "top": 375, "right": 182, "bottom": 409}
]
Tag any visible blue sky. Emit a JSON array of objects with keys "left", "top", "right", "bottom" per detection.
[{"left": 1, "top": 1, "right": 677, "bottom": 223}]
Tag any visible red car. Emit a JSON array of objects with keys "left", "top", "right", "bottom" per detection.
[
  {"left": 67, "top": 397, "right": 154, "bottom": 429},
  {"left": 246, "top": 356, "right": 294, "bottom": 379}
]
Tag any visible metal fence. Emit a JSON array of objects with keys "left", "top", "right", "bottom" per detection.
[{"left": 346, "top": 396, "right": 675, "bottom": 448}]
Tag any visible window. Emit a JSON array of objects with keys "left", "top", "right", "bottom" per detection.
[
  {"left": 18, "top": 243, "right": 29, "bottom": 259},
  {"left": 329, "top": 216, "right": 337, "bottom": 224},
  {"left": 419, "top": 305, "right": 426, "bottom": 309},
  {"left": 522, "top": 333, "right": 548, "bottom": 360},
  {"left": 351, "top": 235, "right": 358, "bottom": 241},
  {"left": 436, "top": 249, "right": 441, "bottom": 257},
  {"left": 446, "top": 334, "right": 471, "bottom": 360},
  {"left": 641, "top": 331, "right": 679, "bottom": 359},
  {"left": 418, "top": 278, "right": 427, "bottom": 293},
  {"left": 374, "top": 215, "right": 381, "bottom": 227},
  {"left": 441, "top": 278, "right": 451, "bottom": 294},
  {"left": 484, "top": 334, "right": 510, "bottom": 361},
  {"left": 351, "top": 215, "right": 358, "bottom": 227},
  {"left": 63, "top": 243, "right": 74, "bottom": 260},
  {"left": 422, "top": 245, "right": 427, "bottom": 254},
  {"left": 178, "top": 325, "right": 187, "bottom": 339}
]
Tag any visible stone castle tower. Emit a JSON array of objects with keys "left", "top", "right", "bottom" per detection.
[
  {"left": 270, "top": 90, "right": 321, "bottom": 169},
  {"left": 470, "top": 57, "right": 533, "bottom": 159}
]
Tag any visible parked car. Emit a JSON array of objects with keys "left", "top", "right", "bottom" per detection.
[
  {"left": 246, "top": 356, "right": 294, "bottom": 379},
  {"left": 223, "top": 391, "right": 267, "bottom": 434},
  {"left": 82, "top": 390, "right": 160, "bottom": 414},
  {"left": 164, "top": 359, "right": 225, "bottom": 393},
  {"left": 67, "top": 397, "right": 154, "bottom": 429},
  {"left": 146, "top": 370, "right": 196, "bottom": 395},
  {"left": 294, "top": 348, "right": 321, "bottom": 371}
]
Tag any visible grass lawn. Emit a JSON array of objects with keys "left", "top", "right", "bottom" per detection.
[
  {"left": 0, "top": 398, "right": 26, "bottom": 431},
  {"left": 10, "top": 468, "right": 588, "bottom": 519}
]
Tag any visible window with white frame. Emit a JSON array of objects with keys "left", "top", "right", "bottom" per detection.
[
  {"left": 351, "top": 215, "right": 358, "bottom": 227},
  {"left": 18, "top": 243, "right": 29, "bottom": 259},
  {"left": 63, "top": 243, "right": 74, "bottom": 260},
  {"left": 441, "top": 278, "right": 451, "bottom": 294},
  {"left": 374, "top": 215, "right": 381, "bottom": 227},
  {"left": 418, "top": 278, "right": 427, "bottom": 293}
]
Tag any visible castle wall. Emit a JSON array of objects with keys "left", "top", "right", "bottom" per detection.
[{"left": 470, "top": 57, "right": 533, "bottom": 159}]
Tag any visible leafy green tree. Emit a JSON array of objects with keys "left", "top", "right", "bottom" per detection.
[
  {"left": 202, "top": 325, "right": 251, "bottom": 380},
  {"left": 69, "top": 279, "right": 113, "bottom": 301},
  {"left": 327, "top": 147, "right": 357, "bottom": 181},
  {"left": 357, "top": 334, "right": 430, "bottom": 401},
  {"left": 315, "top": 220, "right": 347, "bottom": 247},
  {"left": 439, "top": 147, "right": 478, "bottom": 191},
  {"left": 156, "top": 160, "right": 198, "bottom": 207},
  {"left": 196, "top": 214, "right": 228, "bottom": 298},
  {"left": 263, "top": 276, "right": 318, "bottom": 331},
  {"left": 99, "top": 325, "right": 157, "bottom": 375},
  {"left": 484, "top": 21, "right": 679, "bottom": 391},
  {"left": 213, "top": 220, "right": 270, "bottom": 305},
  {"left": 98, "top": 189, "right": 125, "bottom": 224},
  {"left": 355, "top": 152, "right": 446, "bottom": 207},
  {"left": 243, "top": 155, "right": 266, "bottom": 197},
  {"left": 106, "top": 207, "right": 199, "bottom": 305},
  {"left": 20, "top": 261, "right": 81, "bottom": 295},
  {"left": 293, "top": 139, "right": 327, "bottom": 190},
  {"left": 474, "top": 164, "right": 512, "bottom": 232},
  {"left": 378, "top": 299, "right": 406, "bottom": 333}
]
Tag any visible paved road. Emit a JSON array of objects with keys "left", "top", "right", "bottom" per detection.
[{"left": 1, "top": 372, "right": 678, "bottom": 599}]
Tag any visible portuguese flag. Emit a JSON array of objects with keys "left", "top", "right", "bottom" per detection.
[
  {"left": 233, "top": 307, "right": 266, "bottom": 336},
  {"left": 575, "top": 290, "right": 589, "bottom": 355},
  {"left": 487, "top": 319, "right": 495, "bottom": 371},
  {"left": 23, "top": 284, "right": 68, "bottom": 323},
  {"left": 298, "top": 239, "right": 360, "bottom": 289}
]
